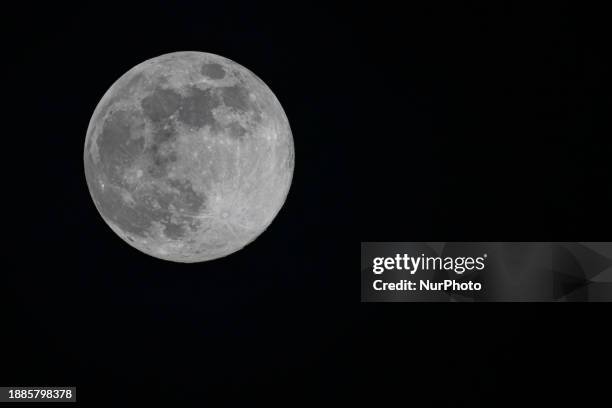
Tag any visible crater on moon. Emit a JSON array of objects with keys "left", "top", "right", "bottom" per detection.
[{"left": 84, "top": 51, "right": 294, "bottom": 262}]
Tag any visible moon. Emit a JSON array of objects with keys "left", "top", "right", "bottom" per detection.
[{"left": 84, "top": 51, "right": 294, "bottom": 262}]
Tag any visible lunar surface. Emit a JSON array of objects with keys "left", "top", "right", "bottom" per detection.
[{"left": 84, "top": 51, "right": 294, "bottom": 262}]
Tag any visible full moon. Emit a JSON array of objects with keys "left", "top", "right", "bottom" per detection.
[{"left": 84, "top": 51, "right": 294, "bottom": 262}]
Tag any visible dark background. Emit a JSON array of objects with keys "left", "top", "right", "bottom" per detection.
[{"left": 3, "top": 1, "right": 611, "bottom": 406}]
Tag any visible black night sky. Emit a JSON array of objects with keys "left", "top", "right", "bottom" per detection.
[{"left": 3, "top": 1, "right": 612, "bottom": 406}]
